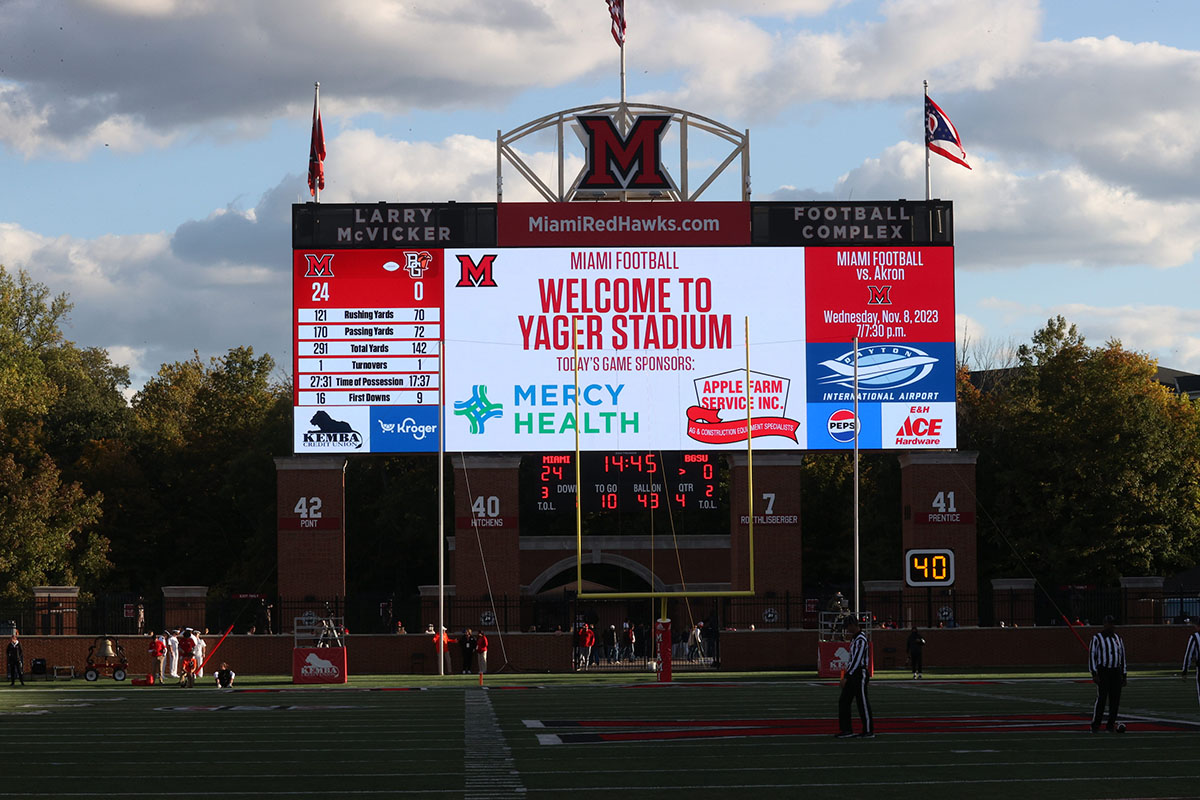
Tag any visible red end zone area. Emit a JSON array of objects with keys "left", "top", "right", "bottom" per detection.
[{"left": 525, "top": 713, "right": 1198, "bottom": 744}]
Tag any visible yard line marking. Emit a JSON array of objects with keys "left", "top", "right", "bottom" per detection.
[{"left": 464, "top": 689, "right": 526, "bottom": 797}]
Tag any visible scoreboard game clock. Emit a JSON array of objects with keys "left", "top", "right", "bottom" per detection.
[
  {"left": 905, "top": 548, "right": 955, "bottom": 587},
  {"left": 528, "top": 452, "right": 725, "bottom": 514}
]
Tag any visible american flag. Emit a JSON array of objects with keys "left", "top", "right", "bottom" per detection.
[{"left": 607, "top": 0, "right": 626, "bottom": 47}]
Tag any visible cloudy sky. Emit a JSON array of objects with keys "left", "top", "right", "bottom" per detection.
[{"left": 2, "top": 0, "right": 1199, "bottom": 392}]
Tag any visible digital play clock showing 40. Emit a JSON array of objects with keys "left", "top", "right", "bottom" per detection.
[{"left": 529, "top": 452, "right": 725, "bottom": 514}]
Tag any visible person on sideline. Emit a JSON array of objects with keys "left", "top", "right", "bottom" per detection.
[
  {"left": 1181, "top": 617, "right": 1200, "bottom": 706},
  {"left": 835, "top": 617, "right": 873, "bottom": 738},
  {"left": 906, "top": 625, "right": 926, "bottom": 679},
  {"left": 1089, "top": 615, "right": 1127, "bottom": 733}
]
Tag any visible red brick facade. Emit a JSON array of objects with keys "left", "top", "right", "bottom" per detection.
[{"left": 275, "top": 456, "right": 347, "bottom": 604}]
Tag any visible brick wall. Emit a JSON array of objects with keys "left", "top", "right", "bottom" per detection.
[{"left": 18, "top": 625, "right": 1193, "bottom": 681}]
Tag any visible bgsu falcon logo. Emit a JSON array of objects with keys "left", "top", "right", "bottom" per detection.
[{"left": 404, "top": 251, "right": 433, "bottom": 278}]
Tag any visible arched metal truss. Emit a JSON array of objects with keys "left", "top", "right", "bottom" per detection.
[{"left": 497, "top": 101, "right": 750, "bottom": 203}]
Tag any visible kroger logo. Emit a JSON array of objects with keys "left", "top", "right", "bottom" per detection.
[{"left": 378, "top": 418, "right": 437, "bottom": 440}]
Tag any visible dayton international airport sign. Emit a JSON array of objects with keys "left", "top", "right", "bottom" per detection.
[{"left": 291, "top": 198, "right": 956, "bottom": 454}]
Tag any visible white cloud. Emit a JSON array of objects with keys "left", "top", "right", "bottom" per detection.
[{"left": 776, "top": 141, "right": 1200, "bottom": 269}]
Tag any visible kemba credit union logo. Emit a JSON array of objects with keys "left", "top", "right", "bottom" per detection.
[
  {"left": 300, "top": 652, "right": 340, "bottom": 678},
  {"left": 302, "top": 411, "right": 363, "bottom": 450}
]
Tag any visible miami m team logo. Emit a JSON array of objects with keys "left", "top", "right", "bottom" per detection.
[
  {"left": 455, "top": 254, "right": 498, "bottom": 288},
  {"left": 303, "top": 253, "right": 335, "bottom": 277},
  {"left": 576, "top": 114, "right": 675, "bottom": 191}
]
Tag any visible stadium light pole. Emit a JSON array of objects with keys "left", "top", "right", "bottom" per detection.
[{"left": 852, "top": 337, "right": 860, "bottom": 616}]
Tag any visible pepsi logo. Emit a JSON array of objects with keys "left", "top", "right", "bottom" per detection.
[{"left": 827, "top": 409, "right": 857, "bottom": 443}]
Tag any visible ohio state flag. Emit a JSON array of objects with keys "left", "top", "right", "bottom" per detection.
[{"left": 925, "top": 95, "right": 970, "bottom": 169}]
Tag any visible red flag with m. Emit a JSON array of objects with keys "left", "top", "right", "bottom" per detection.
[{"left": 308, "top": 83, "right": 326, "bottom": 198}]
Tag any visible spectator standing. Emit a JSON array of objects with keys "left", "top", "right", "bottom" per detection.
[
  {"left": 194, "top": 630, "right": 207, "bottom": 678},
  {"left": 6, "top": 632, "right": 24, "bottom": 686},
  {"left": 148, "top": 632, "right": 166, "bottom": 683},
  {"left": 606, "top": 625, "right": 619, "bottom": 663},
  {"left": 835, "top": 617, "right": 873, "bottom": 738},
  {"left": 623, "top": 624, "right": 636, "bottom": 662},
  {"left": 688, "top": 623, "right": 704, "bottom": 661},
  {"left": 1089, "top": 615, "right": 1127, "bottom": 733},
  {"left": 906, "top": 625, "right": 926, "bottom": 679},
  {"left": 476, "top": 631, "right": 489, "bottom": 675},
  {"left": 432, "top": 628, "right": 455, "bottom": 674},
  {"left": 460, "top": 629, "right": 476, "bottom": 674},
  {"left": 165, "top": 630, "right": 179, "bottom": 678}
]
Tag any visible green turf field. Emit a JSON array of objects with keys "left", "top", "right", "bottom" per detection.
[{"left": 1, "top": 670, "right": 1198, "bottom": 799}]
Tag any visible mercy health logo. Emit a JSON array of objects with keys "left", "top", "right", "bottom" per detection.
[
  {"left": 806, "top": 342, "right": 955, "bottom": 404},
  {"left": 685, "top": 368, "right": 800, "bottom": 445},
  {"left": 880, "top": 402, "right": 957, "bottom": 449},
  {"left": 294, "top": 408, "right": 368, "bottom": 452},
  {"left": 371, "top": 406, "right": 440, "bottom": 453},
  {"left": 454, "top": 385, "right": 504, "bottom": 434}
]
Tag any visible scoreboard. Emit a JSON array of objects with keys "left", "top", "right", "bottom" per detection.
[
  {"left": 527, "top": 452, "right": 725, "bottom": 514},
  {"left": 292, "top": 201, "right": 956, "bottom": 455}
]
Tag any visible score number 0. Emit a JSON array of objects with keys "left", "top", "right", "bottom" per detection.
[{"left": 905, "top": 548, "right": 955, "bottom": 587}]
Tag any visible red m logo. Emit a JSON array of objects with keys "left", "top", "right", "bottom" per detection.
[
  {"left": 303, "top": 253, "right": 335, "bottom": 277},
  {"left": 455, "top": 254, "right": 498, "bottom": 288},
  {"left": 867, "top": 285, "right": 892, "bottom": 305},
  {"left": 577, "top": 114, "right": 673, "bottom": 191}
]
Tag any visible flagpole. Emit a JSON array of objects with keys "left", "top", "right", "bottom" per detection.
[
  {"left": 852, "top": 336, "right": 860, "bottom": 616},
  {"left": 620, "top": 40, "right": 626, "bottom": 104},
  {"left": 313, "top": 82, "right": 321, "bottom": 204},
  {"left": 923, "top": 80, "right": 931, "bottom": 202}
]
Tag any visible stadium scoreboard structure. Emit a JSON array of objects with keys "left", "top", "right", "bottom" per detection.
[{"left": 292, "top": 200, "right": 956, "bottom": 456}]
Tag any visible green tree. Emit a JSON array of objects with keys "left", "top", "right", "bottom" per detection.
[
  {"left": 0, "top": 266, "right": 112, "bottom": 601},
  {"left": 121, "top": 347, "right": 289, "bottom": 593},
  {"left": 961, "top": 316, "right": 1200, "bottom": 587}
]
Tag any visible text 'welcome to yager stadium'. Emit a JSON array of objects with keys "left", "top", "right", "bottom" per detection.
[{"left": 291, "top": 200, "right": 958, "bottom": 454}]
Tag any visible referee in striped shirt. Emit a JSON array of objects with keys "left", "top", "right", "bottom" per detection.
[
  {"left": 1180, "top": 617, "right": 1200, "bottom": 706},
  {"left": 1088, "top": 615, "right": 1126, "bottom": 733},
  {"left": 836, "top": 616, "right": 874, "bottom": 738}
]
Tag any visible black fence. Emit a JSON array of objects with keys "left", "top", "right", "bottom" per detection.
[{"left": 1, "top": 587, "right": 1195, "bottom": 637}]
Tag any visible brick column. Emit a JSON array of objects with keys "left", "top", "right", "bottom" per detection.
[
  {"left": 451, "top": 454, "right": 521, "bottom": 629},
  {"left": 161, "top": 586, "right": 208, "bottom": 632},
  {"left": 728, "top": 452, "right": 803, "bottom": 597},
  {"left": 1120, "top": 576, "right": 1164, "bottom": 624},
  {"left": 30, "top": 586, "right": 79, "bottom": 635},
  {"left": 899, "top": 452, "right": 979, "bottom": 626},
  {"left": 275, "top": 456, "right": 347, "bottom": 606},
  {"left": 990, "top": 578, "right": 1035, "bottom": 627}
]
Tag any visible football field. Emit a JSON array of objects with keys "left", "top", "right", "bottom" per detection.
[{"left": 1, "top": 671, "right": 1198, "bottom": 799}]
